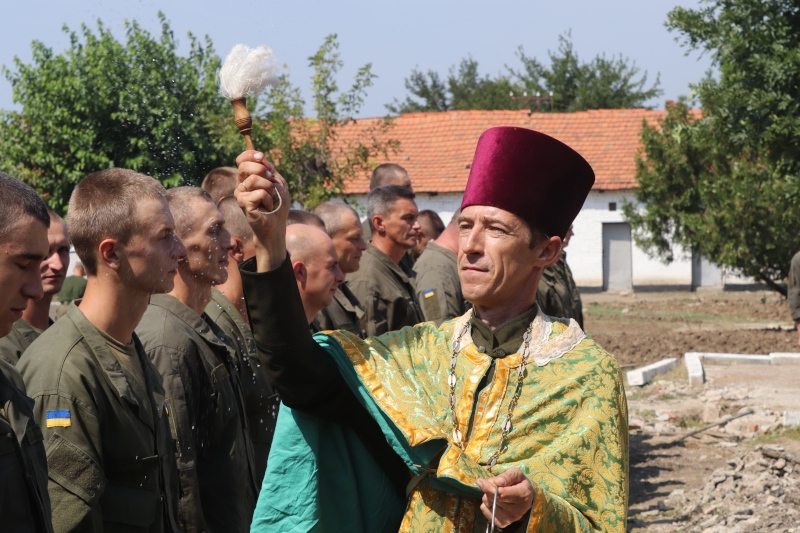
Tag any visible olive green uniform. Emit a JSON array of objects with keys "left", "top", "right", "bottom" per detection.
[
  {"left": 788, "top": 251, "right": 800, "bottom": 321},
  {"left": 346, "top": 244, "right": 424, "bottom": 337},
  {"left": 0, "top": 318, "right": 50, "bottom": 365},
  {"left": 314, "top": 283, "right": 366, "bottom": 338},
  {"left": 17, "top": 304, "right": 180, "bottom": 533},
  {"left": 204, "top": 288, "right": 278, "bottom": 487},
  {"left": 0, "top": 359, "right": 53, "bottom": 533},
  {"left": 536, "top": 252, "right": 584, "bottom": 328},
  {"left": 136, "top": 294, "right": 257, "bottom": 533},
  {"left": 413, "top": 242, "right": 468, "bottom": 326},
  {"left": 57, "top": 277, "right": 87, "bottom": 304}
]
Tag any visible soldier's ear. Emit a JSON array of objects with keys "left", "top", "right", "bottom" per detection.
[
  {"left": 372, "top": 215, "right": 385, "bottom": 235},
  {"left": 230, "top": 237, "right": 245, "bottom": 264},
  {"left": 97, "top": 239, "right": 122, "bottom": 271},
  {"left": 292, "top": 261, "right": 307, "bottom": 286}
]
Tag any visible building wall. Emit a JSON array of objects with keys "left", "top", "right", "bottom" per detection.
[{"left": 349, "top": 190, "right": 716, "bottom": 291}]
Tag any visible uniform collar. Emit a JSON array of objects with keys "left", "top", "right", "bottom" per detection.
[
  {"left": 469, "top": 305, "right": 539, "bottom": 358},
  {"left": 424, "top": 241, "right": 457, "bottom": 262},
  {"left": 149, "top": 293, "right": 230, "bottom": 351},
  {"left": 333, "top": 283, "right": 364, "bottom": 318},
  {"left": 208, "top": 288, "right": 249, "bottom": 334},
  {"left": 365, "top": 244, "right": 412, "bottom": 283}
]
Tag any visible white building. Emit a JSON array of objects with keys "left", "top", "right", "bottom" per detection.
[{"left": 339, "top": 109, "right": 737, "bottom": 291}]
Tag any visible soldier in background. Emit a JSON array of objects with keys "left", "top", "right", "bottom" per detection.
[
  {"left": 19, "top": 168, "right": 183, "bottom": 533},
  {"left": 0, "top": 210, "right": 70, "bottom": 365},
  {"left": 56, "top": 261, "right": 86, "bottom": 316},
  {"left": 536, "top": 225, "right": 584, "bottom": 327},
  {"left": 361, "top": 163, "right": 412, "bottom": 242},
  {"left": 201, "top": 166, "right": 238, "bottom": 203},
  {"left": 313, "top": 202, "right": 368, "bottom": 338},
  {"left": 287, "top": 209, "right": 326, "bottom": 230},
  {"left": 414, "top": 210, "right": 468, "bottom": 326},
  {"left": 0, "top": 172, "right": 54, "bottom": 533},
  {"left": 348, "top": 185, "right": 424, "bottom": 336},
  {"left": 136, "top": 187, "right": 257, "bottom": 533},
  {"left": 204, "top": 196, "right": 279, "bottom": 485},
  {"left": 412, "top": 209, "right": 445, "bottom": 260},
  {"left": 788, "top": 250, "right": 800, "bottom": 346}
]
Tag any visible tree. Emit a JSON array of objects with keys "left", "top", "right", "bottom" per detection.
[
  {"left": 623, "top": 1, "right": 800, "bottom": 294},
  {"left": 0, "top": 16, "right": 395, "bottom": 212},
  {"left": 388, "top": 32, "right": 661, "bottom": 113}
]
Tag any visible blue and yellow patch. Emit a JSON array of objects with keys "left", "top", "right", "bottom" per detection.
[
  {"left": 423, "top": 289, "right": 435, "bottom": 299},
  {"left": 46, "top": 410, "right": 71, "bottom": 428}
]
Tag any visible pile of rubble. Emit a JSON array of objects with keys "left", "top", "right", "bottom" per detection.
[{"left": 651, "top": 445, "right": 800, "bottom": 532}]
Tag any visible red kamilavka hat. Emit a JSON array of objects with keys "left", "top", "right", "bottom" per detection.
[{"left": 461, "top": 127, "right": 595, "bottom": 239}]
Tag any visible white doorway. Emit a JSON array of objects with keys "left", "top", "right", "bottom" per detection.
[{"left": 603, "top": 223, "right": 633, "bottom": 291}]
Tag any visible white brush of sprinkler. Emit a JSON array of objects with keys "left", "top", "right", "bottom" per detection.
[{"left": 219, "top": 44, "right": 279, "bottom": 151}]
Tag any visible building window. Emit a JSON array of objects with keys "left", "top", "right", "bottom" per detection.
[{"left": 609, "top": 202, "right": 617, "bottom": 211}]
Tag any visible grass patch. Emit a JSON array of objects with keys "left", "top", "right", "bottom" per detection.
[
  {"left": 751, "top": 427, "right": 800, "bottom": 445},
  {"left": 638, "top": 409, "right": 656, "bottom": 421}
]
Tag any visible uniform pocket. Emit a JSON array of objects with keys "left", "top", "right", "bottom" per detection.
[
  {"left": 100, "top": 484, "right": 158, "bottom": 527},
  {"left": 45, "top": 433, "right": 106, "bottom": 506}
]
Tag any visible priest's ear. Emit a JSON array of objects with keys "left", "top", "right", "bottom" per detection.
[{"left": 533, "top": 235, "right": 562, "bottom": 268}]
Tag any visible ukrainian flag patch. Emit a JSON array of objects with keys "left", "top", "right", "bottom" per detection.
[
  {"left": 46, "top": 410, "right": 71, "bottom": 428},
  {"left": 423, "top": 289, "right": 435, "bottom": 299}
]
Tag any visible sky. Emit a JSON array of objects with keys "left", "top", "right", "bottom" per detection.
[{"left": 0, "top": 0, "right": 713, "bottom": 118}]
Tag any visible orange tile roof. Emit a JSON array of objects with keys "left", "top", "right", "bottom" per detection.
[{"left": 334, "top": 109, "right": 666, "bottom": 194}]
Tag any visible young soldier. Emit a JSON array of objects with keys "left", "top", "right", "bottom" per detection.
[
  {"left": 18, "top": 169, "right": 184, "bottom": 533},
  {"left": 312, "top": 202, "right": 368, "bottom": 337},
  {"left": 0, "top": 172, "right": 54, "bottom": 533},
  {"left": 204, "top": 196, "right": 278, "bottom": 485},
  {"left": 136, "top": 187, "right": 258, "bottom": 533},
  {"left": 0, "top": 210, "right": 70, "bottom": 364},
  {"left": 347, "top": 185, "right": 424, "bottom": 336}
]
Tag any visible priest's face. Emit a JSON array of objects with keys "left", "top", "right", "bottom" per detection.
[{"left": 458, "top": 206, "right": 559, "bottom": 311}]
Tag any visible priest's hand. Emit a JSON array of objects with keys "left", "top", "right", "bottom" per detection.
[
  {"left": 235, "top": 150, "right": 290, "bottom": 272},
  {"left": 477, "top": 468, "right": 534, "bottom": 528}
]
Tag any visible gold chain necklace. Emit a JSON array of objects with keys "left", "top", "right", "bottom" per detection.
[{"left": 448, "top": 320, "right": 535, "bottom": 472}]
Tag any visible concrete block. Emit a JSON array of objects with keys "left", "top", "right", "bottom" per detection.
[
  {"left": 697, "top": 353, "right": 771, "bottom": 365},
  {"left": 684, "top": 352, "right": 705, "bottom": 388},
  {"left": 626, "top": 358, "right": 678, "bottom": 387},
  {"left": 783, "top": 411, "right": 800, "bottom": 428},
  {"left": 769, "top": 353, "right": 800, "bottom": 365}
]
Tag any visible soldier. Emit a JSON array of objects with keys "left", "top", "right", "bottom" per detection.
[
  {"left": 0, "top": 172, "right": 54, "bottom": 533},
  {"left": 0, "top": 210, "right": 70, "bottom": 365},
  {"left": 136, "top": 187, "right": 258, "bottom": 533},
  {"left": 536, "top": 225, "right": 584, "bottom": 327},
  {"left": 413, "top": 210, "right": 468, "bottom": 326},
  {"left": 18, "top": 168, "right": 184, "bottom": 533},
  {"left": 286, "top": 209, "right": 326, "bottom": 229},
  {"left": 284, "top": 224, "right": 346, "bottom": 331},
  {"left": 348, "top": 185, "right": 424, "bottom": 336},
  {"left": 789, "top": 250, "right": 800, "bottom": 346},
  {"left": 312, "top": 202, "right": 368, "bottom": 337},
  {"left": 412, "top": 209, "right": 445, "bottom": 260},
  {"left": 200, "top": 166, "right": 238, "bottom": 203},
  {"left": 204, "top": 196, "right": 278, "bottom": 485},
  {"left": 361, "top": 163, "right": 413, "bottom": 242},
  {"left": 57, "top": 263, "right": 87, "bottom": 306}
]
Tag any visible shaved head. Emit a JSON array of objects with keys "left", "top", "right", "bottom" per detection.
[{"left": 286, "top": 224, "right": 344, "bottom": 322}]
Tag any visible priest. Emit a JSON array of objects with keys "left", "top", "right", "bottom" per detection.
[{"left": 236, "top": 127, "right": 628, "bottom": 532}]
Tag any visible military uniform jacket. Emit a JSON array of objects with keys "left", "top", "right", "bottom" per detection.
[
  {"left": 204, "top": 288, "right": 278, "bottom": 487},
  {"left": 0, "top": 318, "right": 49, "bottom": 365},
  {"left": 413, "top": 242, "right": 468, "bottom": 326},
  {"left": 0, "top": 359, "right": 53, "bottom": 533},
  {"left": 536, "top": 253, "right": 584, "bottom": 328},
  {"left": 346, "top": 244, "right": 424, "bottom": 337},
  {"left": 788, "top": 251, "right": 800, "bottom": 320},
  {"left": 17, "top": 305, "right": 180, "bottom": 533},
  {"left": 57, "top": 277, "right": 87, "bottom": 304},
  {"left": 136, "top": 294, "right": 257, "bottom": 533},
  {"left": 314, "top": 283, "right": 366, "bottom": 338}
]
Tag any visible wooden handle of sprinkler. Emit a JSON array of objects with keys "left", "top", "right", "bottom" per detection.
[{"left": 231, "top": 98, "right": 255, "bottom": 151}]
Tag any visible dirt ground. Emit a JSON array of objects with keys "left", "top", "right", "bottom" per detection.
[
  {"left": 604, "top": 290, "right": 800, "bottom": 531},
  {"left": 583, "top": 289, "right": 797, "bottom": 367}
]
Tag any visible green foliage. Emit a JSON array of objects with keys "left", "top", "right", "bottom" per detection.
[
  {"left": 0, "top": 17, "right": 395, "bottom": 213},
  {"left": 624, "top": 1, "right": 800, "bottom": 294},
  {"left": 388, "top": 32, "right": 661, "bottom": 113}
]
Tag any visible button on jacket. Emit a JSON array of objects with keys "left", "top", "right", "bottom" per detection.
[
  {"left": 314, "top": 283, "right": 366, "bottom": 338},
  {"left": 346, "top": 245, "right": 424, "bottom": 337},
  {"left": 136, "top": 294, "right": 257, "bottom": 533},
  {"left": 204, "top": 288, "right": 278, "bottom": 487},
  {"left": 0, "top": 359, "right": 53, "bottom": 533},
  {"left": 18, "top": 304, "right": 181, "bottom": 533}
]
